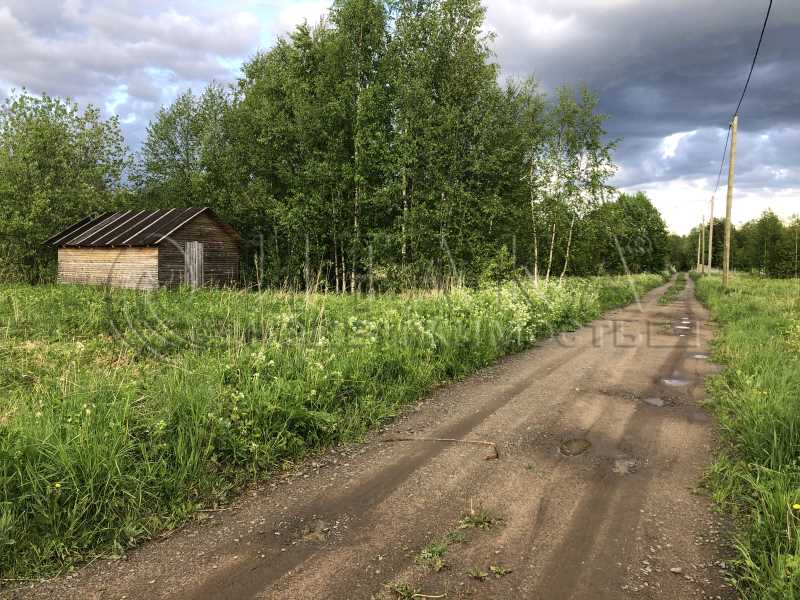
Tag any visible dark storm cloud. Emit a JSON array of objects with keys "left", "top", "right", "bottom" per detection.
[
  {"left": 0, "top": 0, "right": 261, "bottom": 147},
  {"left": 486, "top": 0, "right": 800, "bottom": 231}
]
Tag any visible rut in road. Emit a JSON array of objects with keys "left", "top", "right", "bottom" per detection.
[{"left": 8, "top": 277, "right": 735, "bottom": 600}]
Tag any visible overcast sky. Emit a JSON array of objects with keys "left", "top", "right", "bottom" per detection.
[{"left": 1, "top": 0, "right": 797, "bottom": 234}]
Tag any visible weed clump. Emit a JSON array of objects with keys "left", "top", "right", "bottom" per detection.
[{"left": 459, "top": 508, "right": 501, "bottom": 531}]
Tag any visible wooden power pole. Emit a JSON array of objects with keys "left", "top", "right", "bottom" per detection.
[
  {"left": 696, "top": 220, "right": 702, "bottom": 272},
  {"left": 700, "top": 217, "right": 706, "bottom": 273},
  {"left": 707, "top": 195, "right": 714, "bottom": 275},
  {"left": 723, "top": 115, "right": 738, "bottom": 287}
]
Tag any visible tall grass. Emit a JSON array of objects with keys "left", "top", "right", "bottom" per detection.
[
  {"left": 0, "top": 274, "right": 664, "bottom": 577},
  {"left": 695, "top": 274, "right": 800, "bottom": 598}
]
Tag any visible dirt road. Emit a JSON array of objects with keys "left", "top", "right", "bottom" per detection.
[{"left": 8, "top": 277, "right": 734, "bottom": 600}]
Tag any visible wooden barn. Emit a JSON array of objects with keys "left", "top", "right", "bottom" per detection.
[{"left": 44, "top": 208, "right": 240, "bottom": 290}]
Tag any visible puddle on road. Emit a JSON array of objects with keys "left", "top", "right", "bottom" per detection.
[
  {"left": 643, "top": 396, "right": 669, "bottom": 407},
  {"left": 560, "top": 438, "right": 591, "bottom": 456},
  {"left": 675, "top": 325, "right": 691, "bottom": 330},
  {"left": 691, "top": 353, "right": 709, "bottom": 359},
  {"left": 663, "top": 377, "right": 691, "bottom": 386}
]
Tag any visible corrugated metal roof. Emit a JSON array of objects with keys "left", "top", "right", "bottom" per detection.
[{"left": 44, "top": 207, "right": 238, "bottom": 247}]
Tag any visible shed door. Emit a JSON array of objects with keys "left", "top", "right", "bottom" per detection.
[{"left": 185, "top": 241, "right": 204, "bottom": 288}]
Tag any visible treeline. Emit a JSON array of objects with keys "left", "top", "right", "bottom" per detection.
[
  {"left": 670, "top": 210, "right": 800, "bottom": 278},
  {"left": 0, "top": 0, "right": 670, "bottom": 288}
]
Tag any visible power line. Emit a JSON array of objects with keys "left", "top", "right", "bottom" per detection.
[
  {"left": 732, "top": 0, "right": 774, "bottom": 118},
  {"left": 712, "top": 126, "right": 731, "bottom": 198},
  {"left": 706, "top": 0, "right": 773, "bottom": 220}
]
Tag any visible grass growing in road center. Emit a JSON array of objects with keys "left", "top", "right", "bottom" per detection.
[
  {"left": 0, "top": 274, "right": 664, "bottom": 577},
  {"left": 659, "top": 272, "right": 686, "bottom": 304},
  {"left": 695, "top": 274, "right": 800, "bottom": 599}
]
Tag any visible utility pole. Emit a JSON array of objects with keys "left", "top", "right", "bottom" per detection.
[
  {"left": 723, "top": 115, "right": 738, "bottom": 287},
  {"left": 700, "top": 217, "right": 706, "bottom": 274},
  {"left": 696, "top": 220, "right": 702, "bottom": 272},
  {"left": 707, "top": 195, "right": 714, "bottom": 275}
]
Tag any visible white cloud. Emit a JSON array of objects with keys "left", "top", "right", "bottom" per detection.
[
  {"left": 660, "top": 130, "right": 696, "bottom": 159},
  {"left": 104, "top": 84, "right": 129, "bottom": 114},
  {"left": 273, "top": 1, "right": 329, "bottom": 35},
  {"left": 485, "top": 3, "right": 579, "bottom": 47},
  {"left": 624, "top": 178, "right": 800, "bottom": 235}
]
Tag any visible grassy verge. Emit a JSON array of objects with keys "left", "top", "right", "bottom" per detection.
[
  {"left": 694, "top": 274, "right": 800, "bottom": 598},
  {"left": 659, "top": 272, "right": 686, "bottom": 304},
  {"left": 0, "top": 274, "right": 665, "bottom": 577}
]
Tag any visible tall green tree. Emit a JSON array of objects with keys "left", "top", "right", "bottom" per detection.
[
  {"left": 386, "top": 0, "right": 523, "bottom": 286},
  {"left": 134, "top": 84, "right": 231, "bottom": 210},
  {"left": 571, "top": 191, "right": 668, "bottom": 275},
  {"left": 329, "top": 0, "right": 391, "bottom": 291},
  {"left": 0, "top": 91, "right": 129, "bottom": 281},
  {"left": 525, "top": 86, "right": 615, "bottom": 281}
]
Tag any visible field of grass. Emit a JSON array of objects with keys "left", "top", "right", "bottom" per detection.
[
  {"left": 0, "top": 274, "right": 665, "bottom": 577},
  {"left": 695, "top": 274, "right": 800, "bottom": 598}
]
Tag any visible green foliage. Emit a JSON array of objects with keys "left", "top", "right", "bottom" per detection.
[
  {"left": 466, "top": 567, "right": 489, "bottom": 581},
  {"left": 0, "top": 0, "right": 674, "bottom": 288},
  {"left": 0, "top": 91, "right": 130, "bottom": 282},
  {"left": 416, "top": 540, "right": 449, "bottom": 571},
  {"left": 696, "top": 275, "right": 800, "bottom": 598},
  {"left": 385, "top": 581, "right": 421, "bottom": 599},
  {"left": 490, "top": 564, "right": 512, "bottom": 577},
  {"left": 133, "top": 84, "right": 230, "bottom": 210},
  {"left": 524, "top": 85, "right": 618, "bottom": 278},
  {"left": 733, "top": 211, "right": 800, "bottom": 278},
  {"left": 677, "top": 211, "right": 799, "bottom": 278},
  {"left": 458, "top": 508, "right": 502, "bottom": 530},
  {"left": 572, "top": 191, "right": 669, "bottom": 275},
  {"left": 0, "top": 274, "right": 663, "bottom": 576},
  {"left": 478, "top": 245, "right": 518, "bottom": 287}
]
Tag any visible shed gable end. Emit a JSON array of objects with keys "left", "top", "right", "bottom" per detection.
[{"left": 157, "top": 212, "right": 240, "bottom": 287}]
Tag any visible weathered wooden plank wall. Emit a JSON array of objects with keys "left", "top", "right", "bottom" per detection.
[
  {"left": 158, "top": 213, "right": 239, "bottom": 287},
  {"left": 57, "top": 248, "right": 159, "bottom": 290}
]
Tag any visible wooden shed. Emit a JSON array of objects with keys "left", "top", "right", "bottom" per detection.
[{"left": 44, "top": 208, "right": 240, "bottom": 290}]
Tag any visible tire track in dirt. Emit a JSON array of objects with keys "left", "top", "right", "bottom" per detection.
[
  {"left": 188, "top": 312, "right": 622, "bottom": 600},
  {"left": 262, "top": 316, "right": 634, "bottom": 599},
  {"left": 529, "top": 293, "right": 702, "bottom": 596},
  {"left": 378, "top": 280, "right": 720, "bottom": 600}
]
